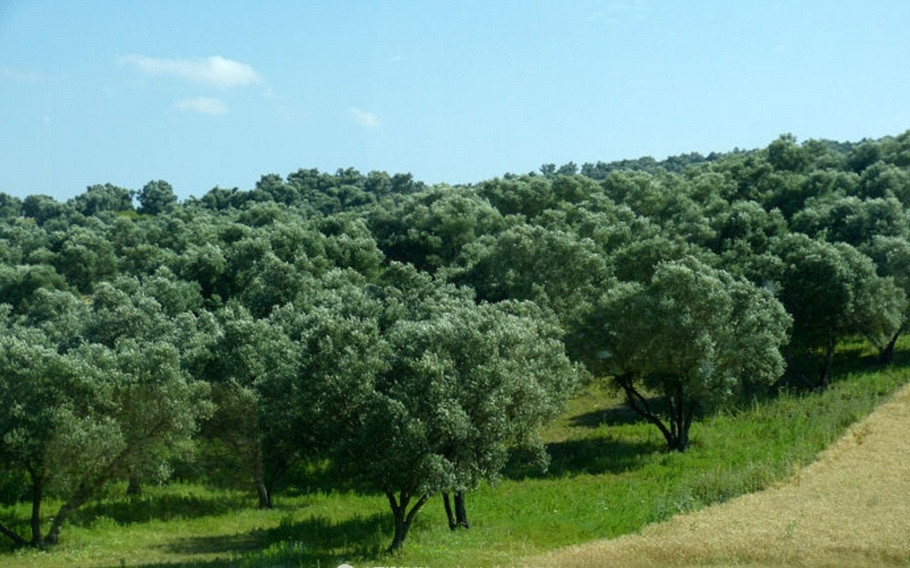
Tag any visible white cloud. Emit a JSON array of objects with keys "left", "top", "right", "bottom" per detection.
[
  {"left": 175, "top": 97, "right": 228, "bottom": 115},
  {"left": 0, "top": 66, "right": 51, "bottom": 83},
  {"left": 349, "top": 106, "right": 379, "bottom": 128},
  {"left": 121, "top": 54, "right": 262, "bottom": 88}
]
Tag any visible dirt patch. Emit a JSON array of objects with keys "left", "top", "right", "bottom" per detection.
[{"left": 522, "top": 384, "right": 910, "bottom": 568}]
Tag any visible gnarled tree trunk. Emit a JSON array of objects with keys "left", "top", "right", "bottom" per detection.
[
  {"left": 126, "top": 471, "right": 142, "bottom": 497},
  {"left": 44, "top": 481, "right": 95, "bottom": 545},
  {"left": 0, "top": 522, "right": 26, "bottom": 548},
  {"left": 442, "top": 491, "right": 470, "bottom": 530},
  {"left": 819, "top": 335, "right": 836, "bottom": 389},
  {"left": 29, "top": 469, "right": 43, "bottom": 546},
  {"left": 879, "top": 326, "right": 903, "bottom": 364},
  {"left": 616, "top": 374, "right": 694, "bottom": 452},
  {"left": 253, "top": 443, "right": 272, "bottom": 509},
  {"left": 386, "top": 490, "right": 430, "bottom": 553}
]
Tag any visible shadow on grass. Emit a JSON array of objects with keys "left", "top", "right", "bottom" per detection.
[
  {"left": 569, "top": 393, "right": 685, "bottom": 430},
  {"left": 505, "top": 436, "right": 660, "bottom": 480},
  {"left": 72, "top": 490, "right": 253, "bottom": 527},
  {"left": 569, "top": 402, "right": 644, "bottom": 428},
  {"left": 546, "top": 437, "right": 661, "bottom": 477},
  {"left": 280, "top": 461, "right": 376, "bottom": 498},
  {"left": 121, "top": 513, "right": 388, "bottom": 568},
  {"left": 778, "top": 337, "right": 894, "bottom": 392}
]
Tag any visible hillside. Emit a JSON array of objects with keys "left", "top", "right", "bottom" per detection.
[{"left": 2, "top": 130, "right": 910, "bottom": 561}]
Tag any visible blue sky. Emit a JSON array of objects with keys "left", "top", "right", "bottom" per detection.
[{"left": 2, "top": 1, "right": 909, "bottom": 201}]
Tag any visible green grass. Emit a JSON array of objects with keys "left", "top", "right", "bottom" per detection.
[{"left": 1, "top": 337, "right": 908, "bottom": 568}]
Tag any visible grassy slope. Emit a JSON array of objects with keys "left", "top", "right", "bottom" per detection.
[
  {"left": 1, "top": 339, "right": 907, "bottom": 568},
  {"left": 525, "top": 375, "right": 910, "bottom": 567}
]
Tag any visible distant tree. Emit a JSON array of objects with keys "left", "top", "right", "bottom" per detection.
[
  {"left": 450, "top": 223, "right": 610, "bottom": 324},
  {"left": 710, "top": 199, "right": 787, "bottom": 255},
  {"left": 51, "top": 226, "right": 117, "bottom": 292},
  {"left": 846, "top": 140, "right": 882, "bottom": 173},
  {"left": 856, "top": 162, "right": 910, "bottom": 205},
  {"left": 364, "top": 170, "right": 392, "bottom": 195},
  {"left": 253, "top": 173, "right": 298, "bottom": 205},
  {"left": 71, "top": 183, "right": 134, "bottom": 216},
  {"left": 790, "top": 196, "right": 907, "bottom": 246},
  {"left": 177, "top": 243, "right": 228, "bottom": 302},
  {"left": 199, "top": 186, "right": 247, "bottom": 211},
  {"left": 602, "top": 171, "right": 711, "bottom": 242},
  {"left": 369, "top": 186, "right": 504, "bottom": 272},
  {"left": 478, "top": 176, "right": 556, "bottom": 218},
  {"left": 556, "top": 161, "right": 578, "bottom": 176},
  {"left": 608, "top": 233, "right": 705, "bottom": 284},
  {"left": 0, "top": 192, "right": 23, "bottom": 219},
  {"left": 21, "top": 195, "right": 68, "bottom": 225},
  {"left": 0, "top": 264, "right": 67, "bottom": 313},
  {"left": 137, "top": 180, "right": 177, "bottom": 215},
  {"left": 767, "top": 133, "right": 809, "bottom": 173}
]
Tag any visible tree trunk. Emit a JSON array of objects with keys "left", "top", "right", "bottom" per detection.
[
  {"left": 252, "top": 443, "right": 271, "bottom": 509},
  {"left": 819, "top": 335, "right": 836, "bottom": 389},
  {"left": 386, "top": 491, "right": 430, "bottom": 553},
  {"left": 0, "top": 522, "right": 26, "bottom": 548},
  {"left": 41, "top": 429, "right": 140, "bottom": 546},
  {"left": 29, "top": 471, "right": 43, "bottom": 546},
  {"left": 265, "top": 464, "right": 284, "bottom": 510},
  {"left": 442, "top": 493, "right": 456, "bottom": 530},
  {"left": 255, "top": 479, "right": 271, "bottom": 509},
  {"left": 879, "top": 327, "right": 903, "bottom": 364},
  {"left": 616, "top": 373, "right": 688, "bottom": 452},
  {"left": 454, "top": 491, "right": 469, "bottom": 529},
  {"left": 671, "top": 417, "right": 690, "bottom": 452},
  {"left": 126, "top": 471, "right": 142, "bottom": 497},
  {"left": 442, "top": 491, "right": 470, "bottom": 530},
  {"left": 44, "top": 485, "right": 92, "bottom": 545},
  {"left": 665, "top": 386, "right": 692, "bottom": 452}
]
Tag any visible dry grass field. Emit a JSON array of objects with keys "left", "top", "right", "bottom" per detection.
[{"left": 522, "top": 383, "right": 910, "bottom": 568}]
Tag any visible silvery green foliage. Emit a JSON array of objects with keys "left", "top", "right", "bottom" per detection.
[
  {"left": 862, "top": 235, "right": 910, "bottom": 355},
  {"left": 0, "top": 283, "right": 211, "bottom": 544},
  {"left": 0, "top": 327, "right": 84, "bottom": 478},
  {"left": 450, "top": 223, "right": 611, "bottom": 323},
  {"left": 196, "top": 303, "right": 301, "bottom": 507},
  {"left": 269, "top": 263, "right": 580, "bottom": 549},
  {"left": 584, "top": 256, "right": 791, "bottom": 450},
  {"left": 772, "top": 234, "right": 906, "bottom": 380}
]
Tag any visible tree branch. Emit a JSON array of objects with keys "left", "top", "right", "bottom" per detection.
[
  {"left": 0, "top": 521, "right": 27, "bottom": 547},
  {"left": 615, "top": 373, "right": 675, "bottom": 447}
]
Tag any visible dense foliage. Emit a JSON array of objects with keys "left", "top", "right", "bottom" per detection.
[{"left": 1, "top": 130, "right": 908, "bottom": 551}]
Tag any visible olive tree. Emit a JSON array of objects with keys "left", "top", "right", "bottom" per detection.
[
  {"left": 384, "top": 299, "right": 579, "bottom": 533},
  {"left": 199, "top": 305, "right": 299, "bottom": 508},
  {"left": 0, "top": 284, "right": 210, "bottom": 547},
  {"left": 862, "top": 235, "right": 910, "bottom": 362},
  {"left": 270, "top": 265, "right": 579, "bottom": 551},
  {"left": 577, "top": 257, "right": 790, "bottom": 451},
  {"left": 773, "top": 234, "right": 905, "bottom": 386},
  {"left": 0, "top": 325, "right": 85, "bottom": 546}
]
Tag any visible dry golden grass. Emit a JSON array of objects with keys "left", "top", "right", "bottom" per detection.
[{"left": 521, "top": 383, "right": 910, "bottom": 568}]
